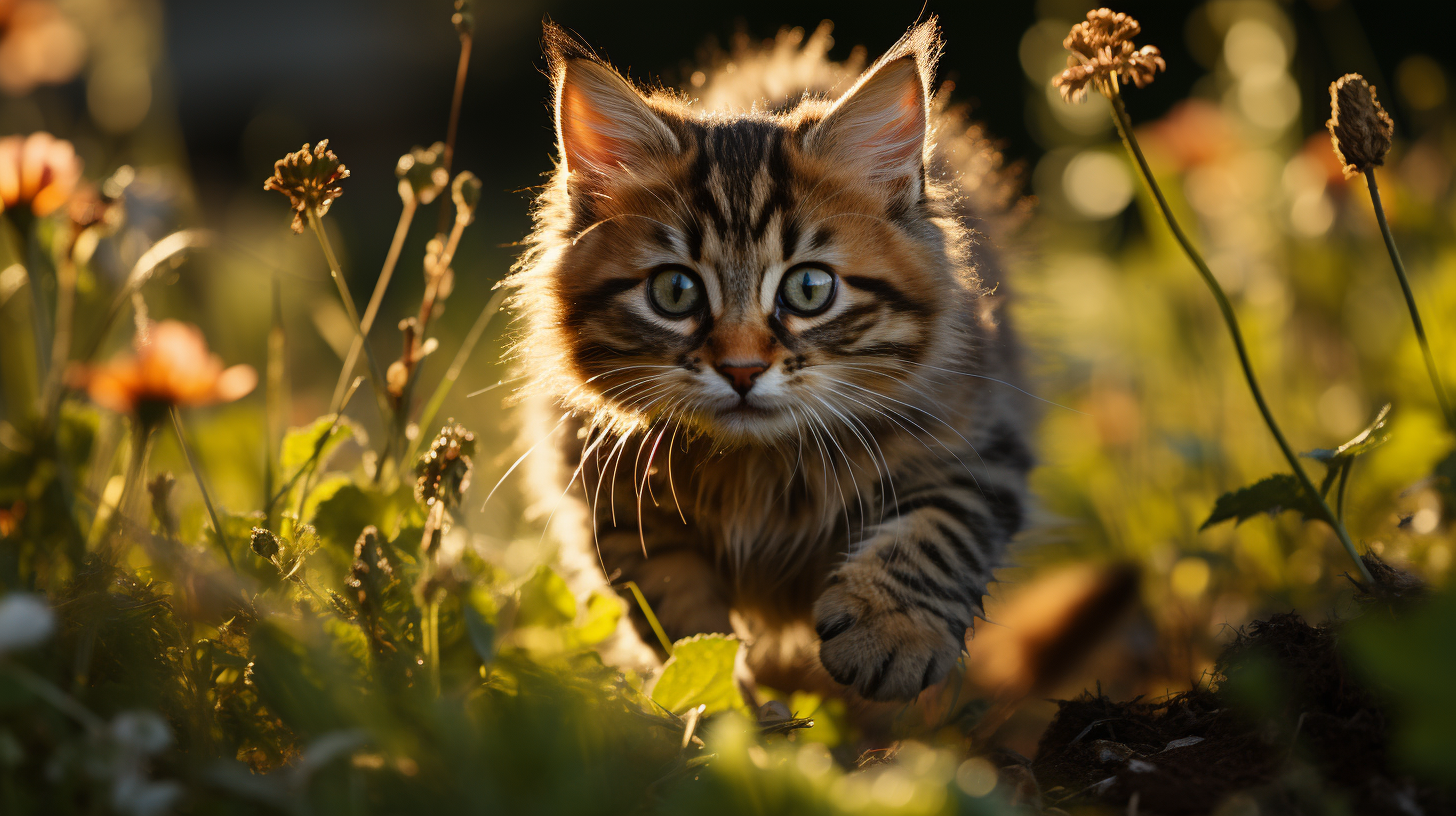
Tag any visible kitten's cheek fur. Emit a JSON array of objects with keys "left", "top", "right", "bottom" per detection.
[{"left": 812, "top": 564, "right": 965, "bottom": 701}]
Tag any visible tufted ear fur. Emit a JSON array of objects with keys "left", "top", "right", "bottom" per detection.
[
  {"left": 807, "top": 22, "right": 939, "bottom": 205},
  {"left": 547, "top": 26, "right": 679, "bottom": 179}
]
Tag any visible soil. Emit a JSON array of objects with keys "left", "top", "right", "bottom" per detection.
[{"left": 1017, "top": 559, "right": 1453, "bottom": 815}]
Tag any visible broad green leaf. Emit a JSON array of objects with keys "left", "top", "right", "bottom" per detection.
[
  {"left": 463, "top": 601, "right": 496, "bottom": 664},
  {"left": 515, "top": 565, "right": 575, "bottom": 628},
  {"left": 280, "top": 414, "right": 360, "bottom": 476},
  {"left": 1200, "top": 474, "right": 1324, "bottom": 530},
  {"left": 574, "top": 590, "right": 622, "bottom": 646},
  {"left": 652, "top": 633, "right": 746, "bottom": 716},
  {"left": 1304, "top": 403, "right": 1392, "bottom": 464},
  {"left": 308, "top": 479, "right": 375, "bottom": 554}
]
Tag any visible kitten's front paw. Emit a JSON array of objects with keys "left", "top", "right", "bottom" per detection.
[{"left": 813, "top": 566, "right": 967, "bottom": 701}]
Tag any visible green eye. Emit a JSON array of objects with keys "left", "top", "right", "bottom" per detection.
[
  {"left": 648, "top": 266, "right": 704, "bottom": 317},
  {"left": 778, "top": 264, "right": 837, "bottom": 316}
]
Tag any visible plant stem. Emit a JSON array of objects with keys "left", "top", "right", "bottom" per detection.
[
  {"left": 41, "top": 255, "right": 76, "bottom": 422},
  {"left": 405, "top": 285, "right": 508, "bottom": 464},
  {"left": 306, "top": 208, "right": 394, "bottom": 424},
  {"left": 171, "top": 407, "right": 235, "bottom": 570},
  {"left": 103, "top": 424, "right": 153, "bottom": 549},
  {"left": 330, "top": 197, "right": 418, "bottom": 414},
  {"left": 266, "top": 273, "right": 287, "bottom": 524},
  {"left": 1364, "top": 169, "right": 1455, "bottom": 431},
  {"left": 435, "top": 31, "right": 473, "bottom": 237},
  {"left": 1104, "top": 82, "right": 1372, "bottom": 584}
]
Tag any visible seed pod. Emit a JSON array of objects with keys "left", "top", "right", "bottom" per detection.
[
  {"left": 395, "top": 143, "right": 448, "bottom": 205},
  {"left": 415, "top": 421, "right": 476, "bottom": 511},
  {"left": 1327, "top": 74, "right": 1393, "bottom": 178}
]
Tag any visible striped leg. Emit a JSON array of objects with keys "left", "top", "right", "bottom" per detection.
[{"left": 813, "top": 472, "right": 1021, "bottom": 701}]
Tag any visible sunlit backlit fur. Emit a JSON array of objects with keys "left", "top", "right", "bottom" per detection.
[{"left": 508, "top": 19, "right": 1035, "bottom": 707}]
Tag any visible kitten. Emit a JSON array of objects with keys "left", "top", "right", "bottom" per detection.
[{"left": 509, "top": 19, "right": 1033, "bottom": 703}]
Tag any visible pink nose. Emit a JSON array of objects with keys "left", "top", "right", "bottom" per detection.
[{"left": 717, "top": 361, "right": 767, "bottom": 396}]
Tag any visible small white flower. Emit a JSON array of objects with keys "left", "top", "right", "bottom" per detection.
[
  {"left": 111, "top": 711, "right": 172, "bottom": 756},
  {"left": 0, "top": 593, "right": 56, "bottom": 655},
  {"left": 113, "top": 773, "right": 183, "bottom": 816}
]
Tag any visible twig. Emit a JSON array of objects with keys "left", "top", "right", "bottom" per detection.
[{"left": 1104, "top": 80, "right": 1371, "bottom": 584}]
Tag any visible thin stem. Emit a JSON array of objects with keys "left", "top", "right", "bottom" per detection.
[
  {"left": 3, "top": 663, "right": 105, "bottom": 732},
  {"left": 266, "top": 376, "right": 363, "bottom": 513},
  {"left": 171, "top": 407, "right": 235, "bottom": 570},
  {"left": 392, "top": 214, "right": 469, "bottom": 455},
  {"left": 624, "top": 581, "right": 674, "bottom": 656},
  {"left": 306, "top": 208, "right": 394, "bottom": 424},
  {"left": 266, "top": 273, "right": 287, "bottom": 522},
  {"left": 41, "top": 255, "right": 76, "bottom": 422},
  {"left": 1364, "top": 169, "right": 1455, "bottom": 431},
  {"left": 426, "top": 598, "right": 441, "bottom": 695},
  {"left": 1104, "top": 82, "right": 1372, "bottom": 584},
  {"left": 405, "top": 285, "right": 508, "bottom": 464},
  {"left": 435, "top": 32, "right": 473, "bottom": 237},
  {"left": 1335, "top": 460, "right": 1352, "bottom": 526},
  {"left": 103, "top": 424, "right": 153, "bottom": 549},
  {"left": 331, "top": 196, "right": 419, "bottom": 413}
]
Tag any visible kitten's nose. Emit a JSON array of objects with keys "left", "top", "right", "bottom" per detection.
[{"left": 716, "top": 361, "right": 768, "bottom": 396}]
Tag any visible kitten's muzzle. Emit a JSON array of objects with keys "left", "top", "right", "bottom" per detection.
[{"left": 716, "top": 361, "right": 768, "bottom": 396}]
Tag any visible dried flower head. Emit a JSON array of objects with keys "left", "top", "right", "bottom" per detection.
[
  {"left": 451, "top": 171, "right": 481, "bottom": 226},
  {"left": 1053, "top": 8, "right": 1165, "bottom": 103},
  {"left": 346, "top": 526, "right": 396, "bottom": 620},
  {"left": 249, "top": 527, "right": 280, "bottom": 560},
  {"left": 415, "top": 421, "right": 476, "bottom": 510},
  {"left": 263, "top": 140, "right": 349, "bottom": 233},
  {"left": 396, "top": 142, "right": 448, "bottom": 205},
  {"left": 0, "top": 131, "right": 81, "bottom": 218},
  {"left": 1327, "top": 73, "right": 1393, "bottom": 178},
  {"left": 71, "top": 320, "right": 257, "bottom": 428}
]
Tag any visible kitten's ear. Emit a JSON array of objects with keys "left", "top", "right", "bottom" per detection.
[
  {"left": 547, "top": 30, "right": 678, "bottom": 178},
  {"left": 807, "top": 23, "right": 938, "bottom": 201}
]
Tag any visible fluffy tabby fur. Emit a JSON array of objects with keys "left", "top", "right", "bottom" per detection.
[{"left": 508, "top": 19, "right": 1034, "bottom": 704}]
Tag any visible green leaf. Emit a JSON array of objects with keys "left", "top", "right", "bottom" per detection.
[
  {"left": 1304, "top": 403, "right": 1392, "bottom": 464},
  {"left": 308, "top": 479, "right": 375, "bottom": 553},
  {"left": 1200, "top": 474, "right": 1324, "bottom": 530},
  {"left": 280, "top": 414, "right": 360, "bottom": 476},
  {"left": 515, "top": 565, "right": 576, "bottom": 628},
  {"left": 574, "top": 590, "right": 622, "bottom": 646},
  {"left": 651, "top": 633, "right": 746, "bottom": 716},
  {"left": 463, "top": 601, "right": 496, "bottom": 664}
]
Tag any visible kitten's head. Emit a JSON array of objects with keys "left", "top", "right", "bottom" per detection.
[{"left": 516, "top": 20, "right": 975, "bottom": 446}]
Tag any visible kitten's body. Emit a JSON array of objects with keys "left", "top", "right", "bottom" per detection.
[{"left": 511, "top": 21, "right": 1034, "bottom": 705}]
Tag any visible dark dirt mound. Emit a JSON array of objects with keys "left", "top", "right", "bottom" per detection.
[{"left": 1028, "top": 611, "right": 1452, "bottom": 815}]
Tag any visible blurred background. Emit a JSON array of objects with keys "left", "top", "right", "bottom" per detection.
[{"left": 5, "top": 0, "right": 1456, "bottom": 756}]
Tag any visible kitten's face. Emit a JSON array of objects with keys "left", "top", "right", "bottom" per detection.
[{"left": 530, "top": 35, "right": 958, "bottom": 446}]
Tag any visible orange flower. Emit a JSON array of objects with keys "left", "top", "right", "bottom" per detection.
[
  {"left": 0, "top": 131, "right": 81, "bottom": 218},
  {"left": 0, "top": 0, "right": 86, "bottom": 96},
  {"left": 73, "top": 321, "right": 257, "bottom": 425}
]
